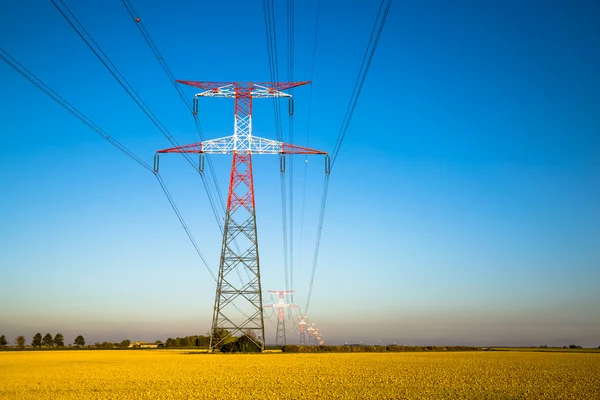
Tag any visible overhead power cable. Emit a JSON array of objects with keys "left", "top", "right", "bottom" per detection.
[
  {"left": 263, "top": 0, "right": 284, "bottom": 143},
  {"left": 0, "top": 48, "right": 152, "bottom": 173},
  {"left": 263, "top": 0, "right": 292, "bottom": 297},
  {"left": 118, "top": 0, "right": 249, "bottom": 283},
  {"left": 154, "top": 173, "right": 216, "bottom": 280},
  {"left": 304, "top": 0, "right": 392, "bottom": 314},
  {"left": 50, "top": 0, "right": 225, "bottom": 231},
  {"left": 287, "top": 0, "right": 296, "bottom": 309},
  {"left": 297, "top": 0, "right": 321, "bottom": 298},
  {"left": 52, "top": 0, "right": 249, "bottom": 286},
  {"left": 304, "top": 175, "right": 329, "bottom": 314},
  {"left": 0, "top": 45, "right": 214, "bottom": 276},
  {"left": 0, "top": 46, "right": 259, "bottom": 317},
  {"left": 329, "top": 0, "right": 392, "bottom": 170},
  {"left": 119, "top": 0, "right": 226, "bottom": 214}
]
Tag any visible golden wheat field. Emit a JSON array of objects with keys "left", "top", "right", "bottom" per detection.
[{"left": 1, "top": 350, "right": 599, "bottom": 399}]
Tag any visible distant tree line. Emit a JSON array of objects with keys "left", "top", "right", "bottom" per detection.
[
  {"left": 0, "top": 334, "right": 135, "bottom": 350},
  {"left": 30, "top": 333, "right": 65, "bottom": 348},
  {"left": 539, "top": 344, "right": 590, "bottom": 349},
  {"left": 2, "top": 333, "right": 599, "bottom": 351},
  {"left": 91, "top": 340, "right": 131, "bottom": 349},
  {"left": 0, "top": 333, "right": 85, "bottom": 350},
  {"left": 3, "top": 331, "right": 259, "bottom": 352},
  {"left": 164, "top": 335, "right": 210, "bottom": 348},
  {"left": 281, "top": 345, "right": 481, "bottom": 353}
]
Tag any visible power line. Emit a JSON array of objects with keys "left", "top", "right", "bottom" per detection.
[
  {"left": 119, "top": 0, "right": 227, "bottom": 217},
  {"left": 263, "top": 0, "right": 284, "bottom": 143},
  {"left": 0, "top": 47, "right": 258, "bottom": 319},
  {"left": 0, "top": 45, "right": 214, "bottom": 277},
  {"left": 304, "top": 175, "right": 329, "bottom": 314},
  {"left": 50, "top": 0, "right": 227, "bottom": 231},
  {"left": 154, "top": 173, "right": 216, "bottom": 280},
  {"left": 297, "top": 0, "right": 321, "bottom": 295},
  {"left": 287, "top": 0, "right": 296, "bottom": 309},
  {"left": 304, "top": 0, "right": 392, "bottom": 313},
  {"left": 330, "top": 0, "right": 392, "bottom": 169},
  {"left": 51, "top": 0, "right": 173, "bottom": 144},
  {"left": 53, "top": 0, "right": 251, "bottom": 288},
  {"left": 0, "top": 47, "right": 153, "bottom": 173},
  {"left": 118, "top": 0, "right": 249, "bottom": 285},
  {"left": 263, "top": 0, "right": 292, "bottom": 296},
  {"left": 120, "top": 0, "right": 190, "bottom": 126}
]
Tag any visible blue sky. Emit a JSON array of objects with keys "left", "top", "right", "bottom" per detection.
[{"left": 1, "top": 0, "right": 599, "bottom": 347}]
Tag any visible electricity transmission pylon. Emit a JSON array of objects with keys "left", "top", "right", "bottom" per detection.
[
  {"left": 298, "top": 315, "right": 307, "bottom": 345},
  {"left": 307, "top": 323, "right": 316, "bottom": 346},
  {"left": 264, "top": 290, "right": 297, "bottom": 346},
  {"left": 155, "top": 81, "right": 329, "bottom": 352},
  {"left": 315, "top": 328, "right": 324, "bottom": 345}
]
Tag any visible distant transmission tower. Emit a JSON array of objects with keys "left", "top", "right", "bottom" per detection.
[
  {"left": 155, "top": 81, "right": 329, "bottom": 352},
  {"left": 264, "top": 290, "right": 297, "bottom": 346},
  {"left": 298, "top": 315, "right": 307, "bottom": 345},
  {"left": 314, "top": 328, "right": 323, "bottom": 345},
  {"left": 307, "top": 323, "right": 316, "bottom": 346},
  {"left": 315, "top": 329, "right": 324, "bottom": 345}
]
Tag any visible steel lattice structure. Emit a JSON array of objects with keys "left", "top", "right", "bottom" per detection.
[
  {"left": 307, "top": 323, "right": 316, "bottom": 346},
  {"left": 264, "top": 290, "right": 297, "bottom": 346},
  {"left": 298, "top": 315, "right": 307, "bottom": 345},
  {"left": 155, "top": 81, "right": 328, "bottom": 352},
  {"left": 314, "top": 328, "right": 323, "bottom": 345}
]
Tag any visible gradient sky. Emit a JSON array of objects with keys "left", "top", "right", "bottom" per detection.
[{"left": 1, "top": 0, "right": 599, "bottom": 347}]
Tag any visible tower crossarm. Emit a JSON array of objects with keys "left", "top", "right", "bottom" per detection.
[
  {"left": 263, "top": 303, "right": 297, "bottom": 309},
  {"left": 155, "top": 142, "right": 202, "bottom": 154},
  {"left": 267, "top": 289, "right": 295, "bottom": 295},
  {"left": 177, "top": 81, "right": 310, "bottom": 98},
  {"left": 156, "top": 136, "right": 327, "bottom": 156}
]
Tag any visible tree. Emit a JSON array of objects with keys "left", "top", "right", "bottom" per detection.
[
  {"left": 74, "top": 335, "right": 85, "bottom": 347},
  {"left": 32, "top": 333, "right": 42, "bottom": 348},
  {"left": 165, "top": 338, "right": 176, "bottom": 348},
  {"left": 0, "top": 335, "right": 7, "bottom": 347},
  {"left": 212, "top": 328, "right": 236, "bottom": 348},
  {"left": 53, "top": 333, "right": 64, "bottom": 347},
  {"left": 120, "top": 340, "right": 131, "bottom": 348},
  {"left": 42, "top": 333, "right": 53, "bottom": 347},
  {"left": 179, "top": 337, "right": 190, "bottom": 347},
  {"left": 16, "top": 336, "right": 25, "bottom": 349},
  {"left": 237, "top": 333, "right": 262, "bottom": 353}
]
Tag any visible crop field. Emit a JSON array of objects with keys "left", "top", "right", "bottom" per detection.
[{"left": 1, "top": 350, "right": 599, "bottom": 399}]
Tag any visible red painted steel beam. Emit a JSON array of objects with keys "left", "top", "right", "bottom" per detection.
[
  {"left": 176, "top": 80, "right": 310, "bottom": 92},
  {"left": 281, "top": 142, "right": 328, "bottom": 155},
  {"left": 156, "top": 142, "right": 202, "bottom": 154}
]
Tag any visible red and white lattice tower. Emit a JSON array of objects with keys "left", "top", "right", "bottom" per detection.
[
  {"left": 155, "top": 81, "right": 329, "bottom": 352},
  {"left": 264, "top": 290, "right": 298, "bottom": 346},
  {"left": 315, "top": 329, "right": 324, "bottom": 346},
  {"left": 307, "top": 323, "right": 316, "bottom": 346},
  {"left": 298, "top": 315, "right": 307, "bottom": 345},
  {"left": 314, "top": 328, "right": 322, "bottom": 345}
]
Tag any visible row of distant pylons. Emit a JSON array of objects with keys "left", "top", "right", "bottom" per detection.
[{"left": 264, "top": 290, "right": 324, "bottom": 347}]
